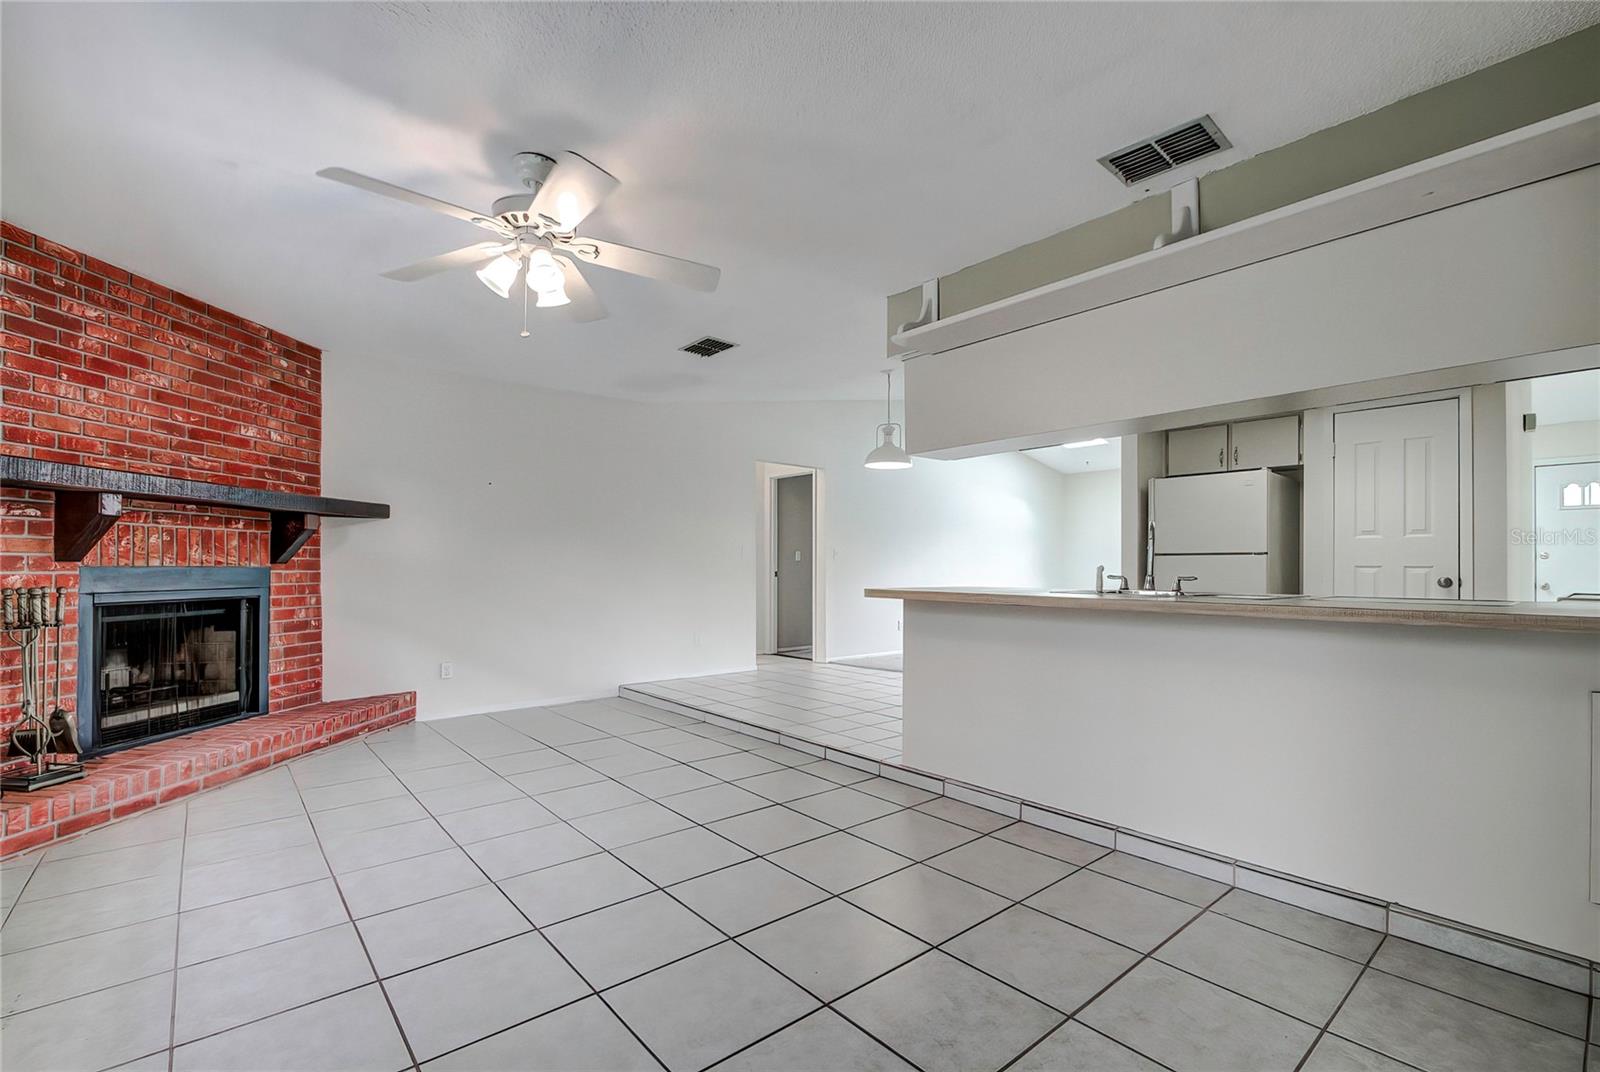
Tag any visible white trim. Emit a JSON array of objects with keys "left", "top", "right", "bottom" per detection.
[
  {"left": 1388, "top": 906, "right": 1591, "bottom": 993},
  {"left": 1233, "top": 864, "right": 1390, "bottom": 932},
  {"left": 1019, "top": 804, "right": 1117, "bottom": 848},
  {"left": 1114, "top": 830, "right": 1234, "bottom": 885},
  {"left": 944, "top": 781, "right": 1022, "bottom": 819}
]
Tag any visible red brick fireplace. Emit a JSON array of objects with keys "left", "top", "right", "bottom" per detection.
[{"left": 1, "top": 222, "right": 411, "bottom": 854}]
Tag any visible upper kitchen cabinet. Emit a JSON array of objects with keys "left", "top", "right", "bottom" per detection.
[
  {"left": 1167, "top": 416, "right": 1301, "bottom": 474},
  {"left": 1229, "top": 415, "right": 1301, "bottom": 469},
  {"left": 1167, "top": 424, "right": 1229, "bottom": 475}
]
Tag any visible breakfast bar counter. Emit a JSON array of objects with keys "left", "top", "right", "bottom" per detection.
[
  {"left": 868, "top": 585, "right": 1600, "bottom": 963},
  {"left": 866, "top": 587, "right": 1600, "bottom": 633}
]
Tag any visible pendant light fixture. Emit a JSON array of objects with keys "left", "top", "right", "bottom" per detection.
[{"left": 864, "top": 369, "right": 912, "bottom": 470}]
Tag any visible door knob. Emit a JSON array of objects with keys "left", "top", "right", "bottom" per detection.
[
  {"left": 1436, "top": 577, "right": 1454, "bottom": 589},
  {"left": 1540, "top": 582, "right": 1552, "bottom": 592},
  {"left": 1539, "top": 551, "right": 1550, "bottom": 560}
]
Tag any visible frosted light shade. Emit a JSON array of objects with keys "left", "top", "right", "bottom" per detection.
[{"left": 475, "top": 255, "right": 520, "bottom": 299}]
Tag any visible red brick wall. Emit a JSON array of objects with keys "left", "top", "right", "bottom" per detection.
[{"left": 1, "top": 222, "right": 323, "bottom": 746}]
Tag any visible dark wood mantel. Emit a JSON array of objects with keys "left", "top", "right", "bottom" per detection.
[{"left": 1, "top": 457, "right": 390, "bottom": 564}]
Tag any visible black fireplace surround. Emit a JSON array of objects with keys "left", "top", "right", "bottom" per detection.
[{"left": 76, "top": 567, "right": 270, "bottom": 756}]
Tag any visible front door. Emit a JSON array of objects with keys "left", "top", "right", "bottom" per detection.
[
  {"left": 1533, "top": 461, "right": 1600, "bottom": 601},
  {"left": 1333, "top": 398, "right": 1461, "bottom": 598}
]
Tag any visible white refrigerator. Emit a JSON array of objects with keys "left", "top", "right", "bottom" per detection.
[{"left": 1148, "top": 470, "right": 1301, "bottom": 594}]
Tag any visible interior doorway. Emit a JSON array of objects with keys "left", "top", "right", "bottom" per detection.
[
  {"left": 773, "top": 474, "right": 814, "bottom": 658},
  {"left": 756, "top": 462, "right": 824, "bottom": 661}
]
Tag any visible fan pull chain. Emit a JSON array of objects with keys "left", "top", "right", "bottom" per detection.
[{"left": 520, "top": 275, "right": 531, "bottom": 338}]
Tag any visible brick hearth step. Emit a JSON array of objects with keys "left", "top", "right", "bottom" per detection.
[{"left": 0, "top": 692, "right": 415, "bottom": 857}]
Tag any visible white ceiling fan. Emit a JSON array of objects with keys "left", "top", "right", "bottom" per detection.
[{"left": 317, "top": 151, "right": 720, "bottom": 333}]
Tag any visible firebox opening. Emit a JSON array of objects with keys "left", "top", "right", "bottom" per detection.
[
  {"left": 96, "top": 597, "right": 260, "bottom": 748},
  {"left": 77, "top": 566, "right": 271, "bottom": 757}
]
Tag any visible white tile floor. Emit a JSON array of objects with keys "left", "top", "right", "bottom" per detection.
[
  {"left": 1, "top": 694, "right": 1592, "bottom": 1072},
  {"left": 627, "top": 656, "right": 904, "bottom": 762}
]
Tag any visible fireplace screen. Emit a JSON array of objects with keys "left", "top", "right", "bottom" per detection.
[{"left": 94, "top": 597, "right": 260, "bottom": 748}]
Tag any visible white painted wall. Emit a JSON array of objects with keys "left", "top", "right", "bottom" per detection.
[
  {"left": 1055, "top": 469, "right": 1122, "bottom": 590},
  {"left": 320, "top": 354, "right": 1076, "bottom": 718},
  {"left": 906, "top": 167, "right": 1600, "bottom": 457},
  {"left": 903, "top": 599, "right": 1600, "bottom": 959}
]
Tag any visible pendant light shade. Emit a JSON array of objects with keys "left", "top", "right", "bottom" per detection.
[
  {"left": 475, "top": 254, "right": 521, "bottom": 299},
  {"left": 525, "top": 248, "right": 571, "bottom": 308},
  {"left": 865, "top": 426, "right": 912, "bottom": 469},
  {"left": 864, "top": 369, "right": 912, "bottom": 470}
]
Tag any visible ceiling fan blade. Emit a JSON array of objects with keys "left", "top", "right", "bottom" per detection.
[
  {"left": 380, "top": 241, "right": 512, "bottom": 282},
  {"left": 317, "top": 167, "right": 506, "bottom": 235},
  {"left": 554, "top": 256, "right": 607, "bottom": 322},
  {"left": 558, "top": 236, "right": 720, "bottom": 292},
  {"left": 530, "top": 152, "right": 620, "bottom": 232}
]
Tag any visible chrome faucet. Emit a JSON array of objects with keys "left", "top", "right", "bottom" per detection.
[
  {"left": 1096, "top": 566, "right": 1130, "bottom": 594},
  {"left": 1173, "top": 575, "right": 1198, "bottom": 596}
]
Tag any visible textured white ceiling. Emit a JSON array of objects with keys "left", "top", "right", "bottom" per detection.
[{"left": 3, "top": 2, "right": 1595, "bottom": 401}]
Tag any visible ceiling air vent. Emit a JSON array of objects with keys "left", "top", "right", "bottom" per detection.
[
  {"left": 1098, "top": 115, "right": 1231, "bottom": 186},
  {"left": 680, "top": 336, "right": 738, "bottom": 358}
]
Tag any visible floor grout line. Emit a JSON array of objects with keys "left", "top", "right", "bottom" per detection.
[
  {"left": 1291, "top": 937, "right": 1398, "bottom": 1072},
  {"left": 165, "top": 800, "right": 189, "bottom": 1072},
  {"left": 290, "top": 740, "right": 423, "bottom": 1072}
]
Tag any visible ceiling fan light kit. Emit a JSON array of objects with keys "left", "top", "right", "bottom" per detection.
[{"left": 317, "top": 149, "right": 722, "bottom": 335}]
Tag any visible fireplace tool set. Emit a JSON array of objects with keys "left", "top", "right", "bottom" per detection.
[{"left": 2, "top": 586, "right": 86, "bottom": 792}]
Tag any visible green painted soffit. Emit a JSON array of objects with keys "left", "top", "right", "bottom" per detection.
[{"left": 891, "top": 23, "right": 1600, "bottom": 331}]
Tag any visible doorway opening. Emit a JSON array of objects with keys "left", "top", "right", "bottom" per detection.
[
  {"left": 1505, "top": 367, "right": 1600, "bottom": 602},
  {"left": 756, "top": 462, "right": 824, "bottom": 662}
]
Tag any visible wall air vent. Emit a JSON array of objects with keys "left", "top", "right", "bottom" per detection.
[
  {"left": 1098, "top": 115, "right": 1231, "bottom": 186},
  {"left": 680, "top": 336, "right": 738, "bottom": 357}
]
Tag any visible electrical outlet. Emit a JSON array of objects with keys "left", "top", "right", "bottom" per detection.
[{"left": 439, "top": 662, "right": 454, "bottom": 680}]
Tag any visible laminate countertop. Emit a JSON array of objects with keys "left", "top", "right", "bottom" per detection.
[{"left": 864, "top": 587, "right": 1600, "bottom": 634}]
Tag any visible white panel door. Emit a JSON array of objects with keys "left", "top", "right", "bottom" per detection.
[
  {"left": 1333, "top": 399, "right": 1460, "bottom": 598},
  {"left": 1534, "top": 461, "right": 1600, "bottom": 601}
]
